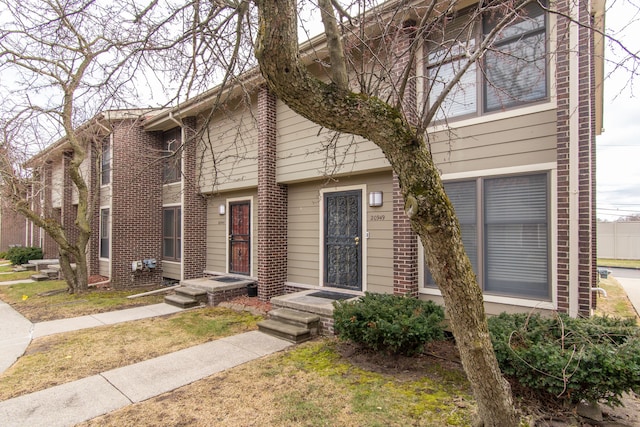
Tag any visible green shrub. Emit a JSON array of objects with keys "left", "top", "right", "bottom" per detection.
[
  {"left": 488, "top": 312, "right": 640, "bottom": 406},
  {"left": 6, "top": 246, "right": 44, "bottom": 266},
  {"left": 0, "top": 251, "right": 6, "bottom": 259},
  {"left": 333, "top": 292, "right": 445, "bottom": 356}
]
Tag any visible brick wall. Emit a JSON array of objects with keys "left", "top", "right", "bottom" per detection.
[
  {"left": 0, "top": 200, "right": 27, "bottom": 251},
  {"left": 181, "top": 117, "right": 208, "bottom": 280},
  {"left": 257, "top": 85, "right": 288, "bottom": 301},
  {"left": 110, "top": 119, "right": 163, "bottom": 288},
  {"left": 391, "top": 21, "right": 419, "bottom": 297}
]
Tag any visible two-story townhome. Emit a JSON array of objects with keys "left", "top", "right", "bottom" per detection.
[
  {"left": 24, "top": 110, "right": 207, "bottom": 288},
  {"left": 141, "top": 0, "right": 604, "bottom": 318},
  {"left": 26, "top": 0, "right": 604, "bottom": 320}
]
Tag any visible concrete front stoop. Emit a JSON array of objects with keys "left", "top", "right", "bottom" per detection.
[
  {"left": 164, "top": 286, "right": 207, "bottom": 309},
  {"left": 257, "top": 308, "right": 320, "bottom": 343}
]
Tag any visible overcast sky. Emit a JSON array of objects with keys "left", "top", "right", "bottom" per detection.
[{"left": 596, "top": 0, "right": 640, "bottom": 221}]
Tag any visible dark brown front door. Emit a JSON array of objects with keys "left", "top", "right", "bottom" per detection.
[
  {"left": 229, "top": 201, "right": 250, "bottom": 275},
  {"left": 324, "top": 190, "right": 362, "bottom": 291}
]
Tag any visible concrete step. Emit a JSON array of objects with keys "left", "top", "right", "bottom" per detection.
[
  {"left": 39, "top": 269, "right": 59, "bottom": 279},
  {"left": 31, "top": 274, "right": 50, "bottom": 281},
  {"left": 269, "top": 308, "right": 320, "bottom": 335},
  {"left": 164, "top": 294, "right": 200, "bottom": 309},
  {"left": 21, "top": 264, "right": 36, "bottom": 271},
  {"left": 175, "top": 287, "right": 208, "bottom": 304},
  {"left": 257, "top": 319, "right": 312, "bottom": 343}
]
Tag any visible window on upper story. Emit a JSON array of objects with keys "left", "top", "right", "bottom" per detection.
[
  {"left": 426, "top": 1, "right": 548, "bottom": 121},
  {"left": 100, "top": 208, "right": 110, "bottom": 259},
  {"left": 424, "top": 172, "right": 550, "bottom": 300},
  {"left": 163, "top": 128, "right": 182, "bottom": 184},
  {"left": 101, "top": 142, "right": 111, "bottom": 186},
  {"left": 163, "top": 206, "right": 181, "bottom": 261}
]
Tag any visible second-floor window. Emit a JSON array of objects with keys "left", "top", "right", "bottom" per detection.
[
  {"left": 101, "top": 141, "right": 111, "bottom": 185},
  {"left": 163, "top": 128, "right": 182, "bottom": 184},
  {"left": 426, "top": 1, "right": 548, "bottom": 121}
]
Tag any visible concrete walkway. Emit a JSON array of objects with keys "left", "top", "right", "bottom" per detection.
[{"left": 0, "top": 299, "right": 291, "bottom": 427}]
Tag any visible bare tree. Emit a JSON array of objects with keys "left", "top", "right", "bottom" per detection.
[
  {"left": 127, "top": 0, "right": 625, "bottom": 424},
  {"left": 0, "top": 0, "right": 146, "bottom": 292}
]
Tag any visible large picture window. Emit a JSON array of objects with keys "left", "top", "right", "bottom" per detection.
[
  {"left": 424, "top": 173, "right": 549, "bottom": 300},
  {"left": 426, "top": 2, "right": 547, "bottom": 120},
  {"left": 100, "top": 208, "right": 109, "bottom": 259},
  {"left": 163, "top": 207, "right": 181, "bottom": 261}
]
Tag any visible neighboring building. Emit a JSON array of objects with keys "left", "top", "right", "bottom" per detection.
[
  {"left": 26, "top": 0, "right": 604, "bottom": 317},
  {"left": 0, "top": 199, "right": 28, "bottom": 253}
]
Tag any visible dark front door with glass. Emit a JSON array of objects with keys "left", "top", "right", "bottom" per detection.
[
  {"left": 229, "top": 201, "right": 250, "bottom": 275},
  {"left": 324, "top": 190, "right": 362, "bottom": 291}
]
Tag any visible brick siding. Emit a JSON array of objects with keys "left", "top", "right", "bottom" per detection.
[
  {"left": 391, "top": 21, "right": 419, "bottom": 297},
  {"left": 181, "top": 117, "right": 207, "bottom": 280},
  {"left": 555, "top": 0, "right": 595, "bottom": 315},
  {"left": 257, "top": 85, "right": 288, "bottom": 301},
  {"left": 110, "top": 119, "right": 163, "bottom": 288}
]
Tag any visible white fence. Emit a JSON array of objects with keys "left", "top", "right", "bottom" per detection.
[{"left": 598, "top": 221, "right": 640, "bottom": 260}]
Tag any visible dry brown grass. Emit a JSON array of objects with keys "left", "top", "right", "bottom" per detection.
[
  {"left": 0, "top": 280, "right": 166, "bottom": 322},
  {"left": 0, "top": 307, "right": 261, "bottom": 401},
  {"left": 78, "top": 339, "right": 476, "bottom": 427},
  {"left": 594, "top": 276, "right": 640, "bottom": 324}
]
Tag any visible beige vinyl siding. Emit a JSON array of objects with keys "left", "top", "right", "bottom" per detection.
[
  {"left": 431, "top": 109, "right": 557, "bottom": 174},
  {"left": 276, "top": 100, "right": 390, "bottom": 183},
  {"left": 72, "top": 155, "right": 91, "bottom": 205},
  {"left": 163, "top": 183, "right": 181, "bottom": 205},
  {"left": 363, "top": 173, "right": 394, "bottom": 293},
  {"left": 205, "top": 189, "right": 258, "bottom": 275},
  {"left": 162, "top": 261, "right": 181, "bottom": 280},
  {"left": 287, "top": 172, "right": 394, "bottom": 291},
  {"left": 51, "top": 161, "right": 64, "bottom": 209},
  {"left": 99, "top": 259, "right": 109, "bottom": 277},
  {"left": 287, "top": 182, "right": 321, "bottom": 285},
  {"left": 197, "top": 99, "right": 259, "bottom": 194}
]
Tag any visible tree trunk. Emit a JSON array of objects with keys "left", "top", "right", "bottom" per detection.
[{"left": 254, "top": 0, "right": 518, "bottom": 425}]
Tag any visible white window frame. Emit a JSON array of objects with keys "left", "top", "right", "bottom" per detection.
[
  {"left": 99, "top": 207, "right": 110, "bottom": 260},
  {"left": 418, "top": 163, "right": 557, "bottom": 310}
]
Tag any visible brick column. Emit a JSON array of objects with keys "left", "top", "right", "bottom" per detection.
[
  {"left": 555, "top": 1, "right": 595, "bottom": 316},
  {"left": 182, "top": 116, "right": 207, "bottom": 280},
  {"left": 61, "top": 152, "right": 79, "bottom": 252},
  {"left": 110, "top": 119, "right": 163, "bottom": 288},
  {"left": 41, "top": 162, "right": 59, "bottom": 258},
  {"left": 257, "top": 85, "right": 288, "bottom": 301},
  {"left": 391, "top": 20, "right": 419, "bottom": 297},
  {"left": 89, "top": 143, "right": 100, "bottom": 277}
]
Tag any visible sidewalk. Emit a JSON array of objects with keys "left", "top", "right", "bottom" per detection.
[{"left": 0, "top": 300, "right": 292, "bottom": 427}]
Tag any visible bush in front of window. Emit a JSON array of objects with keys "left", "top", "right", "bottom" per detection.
[
  {"left": 488, "top": 312, "right": 640, "bottom": 407},
  {"left": 6, "top": 246, "right": 44, "bottom": 266},
  {"left": 333, "top": 292, "right": 445, "bottom": 356}
]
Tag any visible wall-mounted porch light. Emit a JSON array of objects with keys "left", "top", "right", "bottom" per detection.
[
  {"left": 368, "top": 191, "right": 383, "bottom": 207},
  {"left": 219, "top": 204, "right": 226, "bottom": 215}
]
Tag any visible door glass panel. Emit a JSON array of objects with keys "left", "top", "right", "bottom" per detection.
[{"left": 324, "top": 191, "right": 361, "bottom": 290}]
